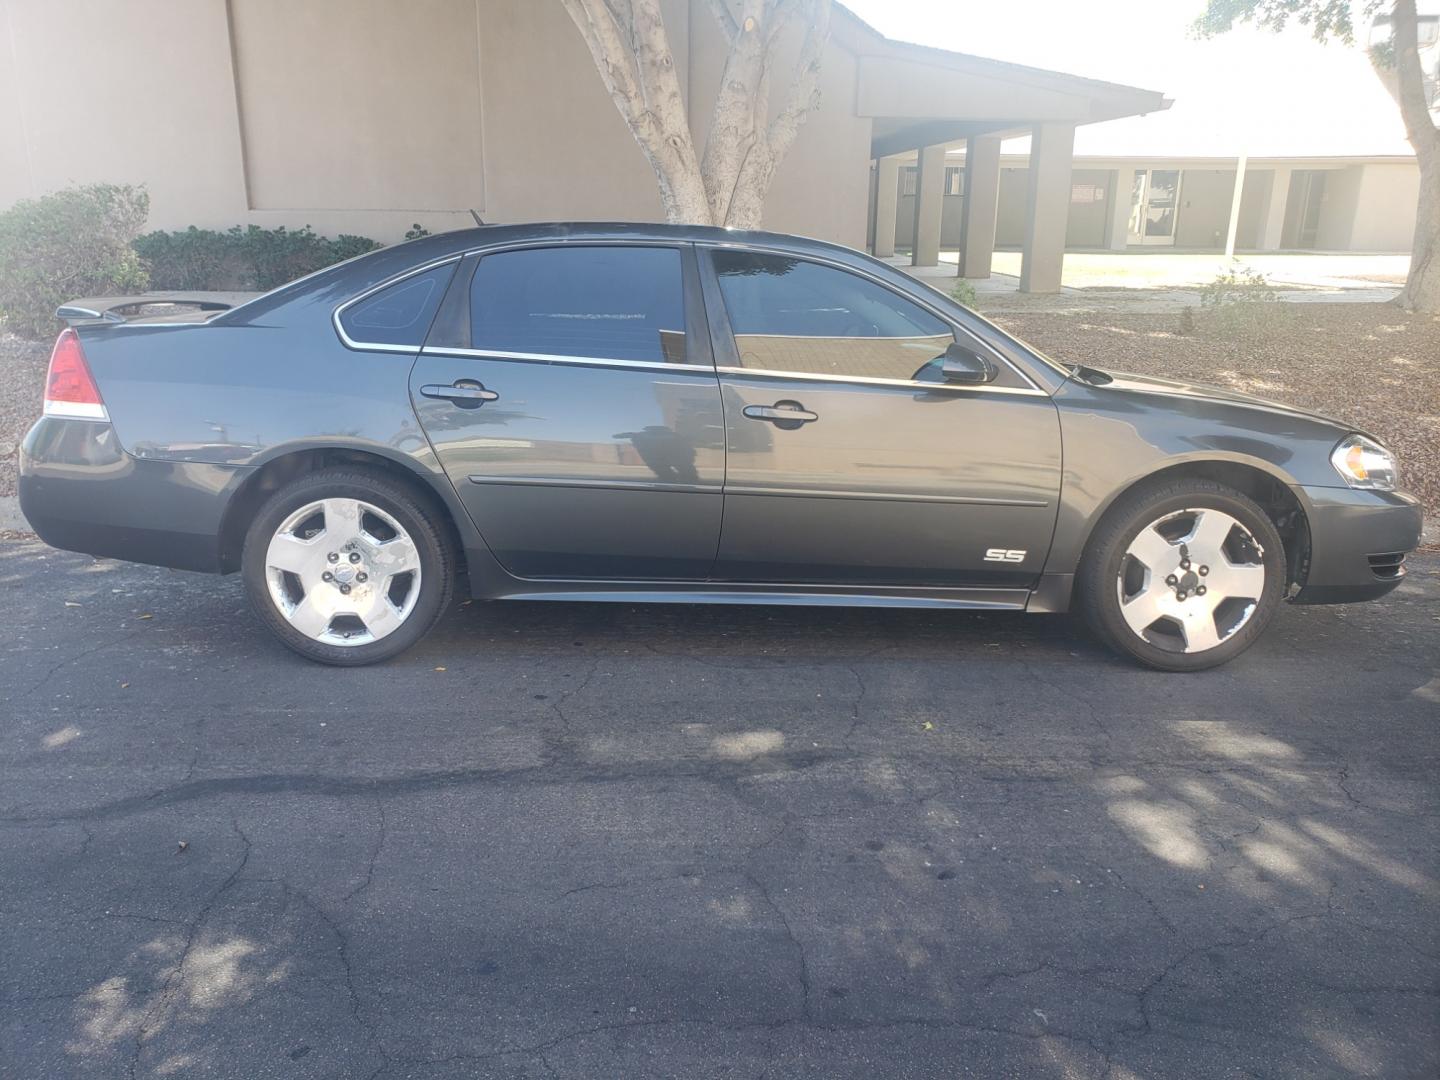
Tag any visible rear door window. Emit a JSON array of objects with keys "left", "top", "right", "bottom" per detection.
[
  {"left": 470, "top": 246, "right": 688, "bottom": 364},
  {"left": 339, "top": 263, "right": 456, "bottom": 348}
]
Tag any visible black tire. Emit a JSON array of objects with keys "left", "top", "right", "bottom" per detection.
[
  {"left": 241, "top": 468, "right": 455, "bottom": 666},
  {"left": 1076, "top": 477, "right": 1287, "bottom": 672}
]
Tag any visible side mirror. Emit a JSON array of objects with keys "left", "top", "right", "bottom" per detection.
[{"left": 940, "top": 342, "right": 997, "bottom": 385}]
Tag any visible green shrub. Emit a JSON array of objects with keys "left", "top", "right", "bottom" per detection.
[
  {"left": 1198, "top": 263, "right": 1280, "bottom": 334},
  {"left": 0, "top": 184, "right": 151, "bottom": 340},
  {"left": 136, "top": 224, "right": 383, "bottom": 292},
  {"left": 132, "top": 226, "right": 240, "bottom": 291},
  {"left": 950, "top": 278, "right": 978, "bottom": 310}
]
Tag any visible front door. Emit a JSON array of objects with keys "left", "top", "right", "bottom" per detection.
[
  {"left": 700, "top": 248, "right": 1062, "bottom": 587},
  {"left": 411, "top": 244, "right": 725, "bottom": 580},
  {"left": 1127, "top": 169, "right": 1183, "bottom": 246}
]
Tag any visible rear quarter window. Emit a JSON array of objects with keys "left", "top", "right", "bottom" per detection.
[{"left": 338, "top": 263, "right": 456, "bottom": 349}]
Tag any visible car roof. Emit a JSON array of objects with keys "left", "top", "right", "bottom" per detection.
[
  {"left": 403, "top": 221, "right": 859, "bottom": 260},
  {"left": 217, "top": 222, "right": 874, "bottom": 326}
]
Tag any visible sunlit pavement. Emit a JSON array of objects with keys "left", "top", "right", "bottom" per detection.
[{"left": 1, "top": 539, "right": 1436, "bottom": 1079}]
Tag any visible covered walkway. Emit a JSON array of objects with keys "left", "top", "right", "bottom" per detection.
[{"left": 857, "top": 42, "right": 1168, "bottom": 292}]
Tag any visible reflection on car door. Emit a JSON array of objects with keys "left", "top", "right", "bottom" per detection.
[
  {"left": 411, "top": 244, "right": 725, "bottom": 579},
  {"left": 701, "top": 248, "right": 1062, "bottom": 587}
]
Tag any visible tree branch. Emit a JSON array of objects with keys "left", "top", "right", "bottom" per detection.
[
  {"left": 561, "top": 0, "right": 711, "bottom": 222},
  {"left": 701, "top": 0, "right": 770, "bottom": 222},
  {"left": 765, "top": 0, "right": 830, "bottom": 163},
  {"left": 703, "top": 0, "right": 739, "bottom": 38},
  {"left": 1386, "top": 0, "right": 1438, "bottom": 167}
]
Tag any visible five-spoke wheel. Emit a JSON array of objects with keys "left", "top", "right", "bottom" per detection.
[
  {"left": 1079, "top": 478, "right": 1286, "bottom": 671},
  {"left": 243, "top": 469, "right": 453, "bottom": 665}
]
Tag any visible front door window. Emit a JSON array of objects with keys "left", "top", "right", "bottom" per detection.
[{"left": 710, "top": 250, "right": 955, "bottom": 384}]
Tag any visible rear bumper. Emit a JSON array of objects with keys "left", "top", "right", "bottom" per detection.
[
  {"left": 1291, "top": 484, "right": 1424, "bottom": 605},
  {"left": 19, "top": 417, "right": 250, "bottom": 573}
]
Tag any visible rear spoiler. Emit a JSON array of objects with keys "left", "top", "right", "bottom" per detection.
[{"left": 56, "top": 291, "right": 259, "bottom": 326}]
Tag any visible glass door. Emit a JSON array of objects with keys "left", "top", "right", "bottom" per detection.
[{"left": 1127, "top": 169, "right": 1183, "bottom": 246}]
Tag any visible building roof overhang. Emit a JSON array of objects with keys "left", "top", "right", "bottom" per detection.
[{"left": 833, "top": 3, "right": 1170, "bottom": 158}]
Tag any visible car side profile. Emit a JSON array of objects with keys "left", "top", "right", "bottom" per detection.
[{"left": 19, "top": 223, "right": 1423, "bottom": 670}]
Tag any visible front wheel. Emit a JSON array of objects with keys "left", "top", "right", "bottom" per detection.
[
  {"left": 241, "top": 468, "right": 454, "bottom": 665},
  {"left": 1077, "top": 478, "right": 1287, "bottom": 672}
]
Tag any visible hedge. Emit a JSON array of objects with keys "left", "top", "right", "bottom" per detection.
[
  {"left": 134, "top": 225, "right": 384, "bottom": 292},
  {"left": 0, "top": 184, "right": 151, "bottom": 340}
]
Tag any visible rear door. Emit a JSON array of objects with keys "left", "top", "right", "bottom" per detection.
[
  {"left": 410, "top": 243, "right": 725, "bottom": 579},
  {"left": 701, "top": 247, "right": 1062, "bottom": 587}
]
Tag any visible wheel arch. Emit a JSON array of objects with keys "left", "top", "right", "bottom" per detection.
[
  {"left": 1071, "top": 456, "right": 1313, "bottom": 588},
  {"left": 218, "top": 442, "right": 473, "bottom": 576}
]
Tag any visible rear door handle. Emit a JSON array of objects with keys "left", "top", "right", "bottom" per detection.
[
  {"left": 420, "top": 381, "right": 500, "bottom": 408},
  {"left": 743, "top": 401, "right": 818, "bottom": 427}
]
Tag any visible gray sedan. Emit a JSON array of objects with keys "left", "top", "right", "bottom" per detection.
[{"left": 19, "top": 224, "right": 1423, "bottom": 669}]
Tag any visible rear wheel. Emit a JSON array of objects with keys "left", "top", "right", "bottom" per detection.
[
  {"left": 1077, "top": 478, "right": 1286, "bottom": 671},
  {"left": 241, "top": 469, "right": 454, "bottom": 665}
]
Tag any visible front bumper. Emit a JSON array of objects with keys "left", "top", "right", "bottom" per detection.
[
  {"left": 19, "top": 417, "right": 251, "bottom": 573},
  {"left": 1290, "top": 484, "right": 1424, "bottom": 605}
]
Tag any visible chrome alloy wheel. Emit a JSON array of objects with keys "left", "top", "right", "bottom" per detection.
[
  {"left": 264, "top": 498, "right": 422, "bottom": 646},
  {"left": 1115, "top": 508, "right": 1266, "bottom": 654}
]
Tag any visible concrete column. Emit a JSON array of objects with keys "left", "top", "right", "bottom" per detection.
[
  {"left": 872, "top": 156, "right": 901, "bottom": 259},
  {"left": 1224, "top": 155, "right": 1248, "bottom": 258},
  {"left": 910, "top": 144, "right": 946, "bottom": 267},
  {"left": 957, "top": 135, "right": 1001, "bottom": 278},
  {"left": 1105, "top": 168, "right": 1135, "bottom": 251},
  {"left": 1259, "top": 167, "right": 1292, "bottom": 251},
  {"left": 1020, "top": 122, "right": 1076, "bottom": 293}
]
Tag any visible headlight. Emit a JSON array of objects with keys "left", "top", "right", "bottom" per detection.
[{"left": 1330, "top": 434, "right": 1397, "bottom": 491}]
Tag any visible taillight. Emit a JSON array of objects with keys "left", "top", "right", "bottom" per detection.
[{"left": 44, "top": 328, "right": 108, "bottom": 420}]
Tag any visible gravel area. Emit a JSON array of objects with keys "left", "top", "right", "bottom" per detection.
[
  {"left": 993, "top": 303, "right": 1440, "bottom": 517},
  {"left": 0, "top": 333, "right": 47, "bottom": 497}
]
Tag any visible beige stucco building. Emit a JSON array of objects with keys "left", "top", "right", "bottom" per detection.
[
  {"left": 0, "top": 0, "right": 1169, "bottom": 292},
  {"left": 887, "top": 151, "right": 1421, "bottom": 256}
]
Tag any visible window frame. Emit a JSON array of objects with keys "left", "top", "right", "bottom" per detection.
[
  {"left": 421, "top": 240, "right": 713, "bottom": 372},
  {"left": 696, "top": 244, "right": 1044, "bottom": 396}
]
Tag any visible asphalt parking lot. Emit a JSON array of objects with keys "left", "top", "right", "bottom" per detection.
[{"left": 1, "top": 540, "right": 1437, "bottom": 1079}]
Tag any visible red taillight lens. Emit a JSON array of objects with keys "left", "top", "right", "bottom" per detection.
[{"left": 45, "top": 328, "right": 104, "bottom": 409}]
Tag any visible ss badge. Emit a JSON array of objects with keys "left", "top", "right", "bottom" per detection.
[{"left": 983, "top": 548, "right": 1027, "bottom": 563}]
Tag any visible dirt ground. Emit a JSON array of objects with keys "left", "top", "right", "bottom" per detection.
[
  {"left": 3, "top": 302, "right": 1437, "bottom": 514},
  {"left": 0, "top": 334, "right": 47, "bottom": 497}
]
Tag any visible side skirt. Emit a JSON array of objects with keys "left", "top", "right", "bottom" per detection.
[{"left": 487, "top": 581, "right": 1032, "bottom": 611}]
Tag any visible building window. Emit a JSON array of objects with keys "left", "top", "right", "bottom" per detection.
[{"left": 900, "top": 165, "right": 965, "bottom": 198}]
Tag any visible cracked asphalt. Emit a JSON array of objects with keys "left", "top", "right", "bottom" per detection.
[{"left": 1, "top": 539, "right": 1437, "bottom": 1079}]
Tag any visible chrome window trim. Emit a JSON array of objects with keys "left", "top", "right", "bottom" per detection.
[
  {"left": 332, "top": 254, "right": 464, "bottom": 354},
  {"left": 420, "top": 346, "right": 710, "bottom": 376},
  {"left": 713, "top": 365, "right": 1048, "bottom": 396},
  {"left": 696, "top": 240, "right": 1048, "bottom": 394}
]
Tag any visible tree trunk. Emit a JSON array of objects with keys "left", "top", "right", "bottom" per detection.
[
  {"left": 565, "top": 0, "right": 830, "bottom": 231},
  {"left": 1385, "top": 0, "right": 1440, "bottom": 313},
  {"left": 1399, "top": 138, "right": 1439, "bottom": 313},
  {"left": 560, "top": 0, "right": 712, "bottom": 225}
]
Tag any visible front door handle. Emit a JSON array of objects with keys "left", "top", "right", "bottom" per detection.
[
  {"left": 420, "top": 381, "right": 500, "bottom": 409},
  {"left": 743, "top": 401, "right": 818, "bottom": 429}
]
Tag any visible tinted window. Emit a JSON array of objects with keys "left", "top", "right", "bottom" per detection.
[
  {"left": 339, "top": 263, "right": 455, "bottom": 347},
  {"left": 712, "top": 251, "right": 954, "bottom": 382},
  {"left": 470, "top": 247, "right": 687, "bottom": 364}
]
